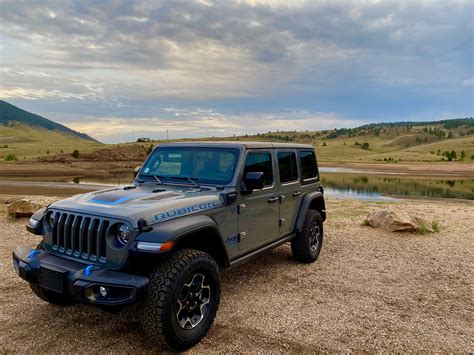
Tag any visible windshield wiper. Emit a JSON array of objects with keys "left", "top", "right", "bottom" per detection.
[
  {"left": 169, "top": 176, "right": 200, "bottom": 187},
  {"left": 153, "top": 175, "right": 163, "bottom": 184}
]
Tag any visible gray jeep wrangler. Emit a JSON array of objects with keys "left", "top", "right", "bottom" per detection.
[{"left": 13, "top": 142, "right": 326, "bottom": 350}]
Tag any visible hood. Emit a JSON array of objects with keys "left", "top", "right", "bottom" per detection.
[{"left": 49, "top": 184, "right": 224, "bottom": 228}]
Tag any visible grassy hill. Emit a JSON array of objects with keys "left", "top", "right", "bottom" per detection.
[
  {"left": 0, "top": 100, "right": 98, "bottom": 142},
  {"left": 193, "top": 118, "right": 474, "bottom": 163},
  {"left": 45, "top": 117, "right": 473, "bottom": 165},
  {"left": 0, "top": 100, "right": 102, "bottom": 161}
]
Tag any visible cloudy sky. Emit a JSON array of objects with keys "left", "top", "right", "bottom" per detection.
[{"left": 0, "top": 0, "right": 472, "bottom": 143}]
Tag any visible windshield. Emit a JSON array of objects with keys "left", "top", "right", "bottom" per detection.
[{"left": 139, "top": 147, "right": 240, "bottom": 185}]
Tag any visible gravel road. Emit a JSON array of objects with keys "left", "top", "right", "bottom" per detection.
[{"left": 0, "top": 199, "right": 472, "bottom": 352}]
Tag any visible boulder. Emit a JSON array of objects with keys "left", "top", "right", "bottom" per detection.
[
  {"left": 7, "top": 197, "right": 57, "bottom": 218},
  {"left": 365, "top": 209, "right": 432, "bottom": 233}
]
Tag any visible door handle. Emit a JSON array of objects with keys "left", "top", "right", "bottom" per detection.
[
  {"left": 292, "top": 191, "right": 301, "bottom": 197},
  {"left": 268, "top": 197, "right": 279, "bottom": 203}
]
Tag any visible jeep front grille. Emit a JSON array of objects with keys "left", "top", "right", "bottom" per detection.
[{"left": 51, "top": 212, "right": 110, "bottom": 263}]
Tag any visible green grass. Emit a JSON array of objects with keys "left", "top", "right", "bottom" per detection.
[
  {"left": 0, "top": 123, "right": 102, "bottom": 161},
  {"left": 431, "top": 220, "right": 441, "bottom": 233},
  {"left": 416, "top": 220, "right": 442, "bottom": 234}
]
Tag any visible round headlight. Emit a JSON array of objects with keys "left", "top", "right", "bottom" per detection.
[{"left": 117, "top": 224, "right": 131, "bottom": 245}]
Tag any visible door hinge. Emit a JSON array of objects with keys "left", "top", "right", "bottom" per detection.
[
  {"left": 279, "top": 218, "right": 287, "bottom": 226},
  {"left": 238, "top": 204, "right": 247, "bottom": 214},
  {"left": 238, "top": 231, "right": 247, "bottom": 241}
]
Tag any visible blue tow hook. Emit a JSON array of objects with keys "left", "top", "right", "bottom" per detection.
[
  {"left": 84, "top": 265, "right": 95, "bottom": 276},
  {"left": 27, "top": 249, "right": 40, "bottom": 259}
]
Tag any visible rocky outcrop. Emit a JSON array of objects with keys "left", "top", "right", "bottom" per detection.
[
  {"left": 365, "top": 209, "right": 432, "bottom": 233},
  {"left": 7, "top": 197, "right": 57, "bottom": 218}
]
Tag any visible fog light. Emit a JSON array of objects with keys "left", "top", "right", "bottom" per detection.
[{"left": 99, "top": 286, "right": 108, "bottom": 298}]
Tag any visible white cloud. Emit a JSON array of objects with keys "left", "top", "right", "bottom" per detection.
[{"left": 0, "top": 0, "right": 471, "bottom": 142}]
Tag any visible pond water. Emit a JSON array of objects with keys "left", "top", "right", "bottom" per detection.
[
  {"left": 319, "top": 172, "right": 474, "bottom": 200},
  {"left": 2, "top": 168, "right": 473, "bottom": 201}
]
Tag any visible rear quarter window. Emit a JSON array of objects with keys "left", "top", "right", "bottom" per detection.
[{"left": 299, "top": 150, "right": 318, "bottom": 181}]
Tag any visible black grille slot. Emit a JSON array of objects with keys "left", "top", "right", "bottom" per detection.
[{"left": 51, "top": 212, "right": 109, "bottom": 263}]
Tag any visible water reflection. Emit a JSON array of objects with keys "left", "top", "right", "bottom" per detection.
[
  {"left": 3, "top": 170, "right": 472, "bottom": 201},
  {"left": 73, "top": 172, "right": 474, "bottom": 200},
  {"left": 320, "top": 173, "right": 474, "bottom": 200}
]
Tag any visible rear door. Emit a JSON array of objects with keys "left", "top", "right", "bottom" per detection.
[{"left": 276, "top": 150, "right": 301, "bottom": 235}]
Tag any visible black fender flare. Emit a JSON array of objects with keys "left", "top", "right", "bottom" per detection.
[
  {"left": 134, "top": 214, "right": 229, "bottom": 265},
  {"left": 294, "top": 191, "right": 326, "bottom": 233},
  {"left": 26, "top": 207, "right": 47, "bottom": 235}
]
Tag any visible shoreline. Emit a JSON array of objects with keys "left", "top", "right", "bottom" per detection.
[
  {"left": 1, "top": 160, "right": 473, "bottom": 178},
  {"left": 319, "top": 161, "right": 474, "bottom": 178}
]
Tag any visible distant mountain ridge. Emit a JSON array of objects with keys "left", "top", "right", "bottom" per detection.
[{"left": 0, "top": 100, "right": 99, "bottom": 143}]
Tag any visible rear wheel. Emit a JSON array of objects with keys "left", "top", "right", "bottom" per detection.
[
  {"left": 291, "top": 210, "right": 324, "bottom": 263},
  {"left": 142, "top": 249, "right": 220, "bottom": 351}
]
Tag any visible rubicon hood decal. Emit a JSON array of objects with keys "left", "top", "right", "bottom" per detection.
[{"left": 154, "top": 201, "right": 221, "bottom": 222}]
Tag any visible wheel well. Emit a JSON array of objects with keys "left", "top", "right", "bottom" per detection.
[
  {"left": 308, "top": 197, "right": 326, "bottom": 221},
  {"left": 175, "top": 227, "right": 228, "bottom": 268}
]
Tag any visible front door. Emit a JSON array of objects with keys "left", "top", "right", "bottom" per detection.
[{"left": 237, "top": 150, "right": 279, "bottom": 251}]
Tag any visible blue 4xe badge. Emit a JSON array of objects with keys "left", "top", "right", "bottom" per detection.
[
  {"left": 154, "top": 201, "right": 221, "bottom": 222},
  {"left": 225, "top": 234, "right": 239, "bottom": 247}
]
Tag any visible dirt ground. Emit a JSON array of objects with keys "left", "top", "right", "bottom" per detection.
[{"left": 0, "top": 199, "right": 472, "bottom": 352}]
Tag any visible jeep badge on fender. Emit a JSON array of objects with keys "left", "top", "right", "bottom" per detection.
[{"left": 13, "top": 142, "right": 326, "bottom": 351}]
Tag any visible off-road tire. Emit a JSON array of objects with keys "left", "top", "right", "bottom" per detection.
[
  {"left": 291, "top": 210, "right": 323, "bottom": 263},
  {"left": 29, "top": 241, "right": 77, "bottom": 305},
  {"left": 142, "top": 249, "right": 220, "bottom": 351}
]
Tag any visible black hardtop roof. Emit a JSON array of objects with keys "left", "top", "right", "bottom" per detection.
[{"left": 159, "top": 141, "right": 314, "bottom": 149}]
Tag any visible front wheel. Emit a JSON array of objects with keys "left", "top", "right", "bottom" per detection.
[
  {"left": 142, "top": 249, "right": 220, "bottom": 351},
  {"left": 291, "top": 210, "right": 324, "bottom": 263}
]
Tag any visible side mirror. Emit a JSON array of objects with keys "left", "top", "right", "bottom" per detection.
[
  {"left": 133, "top": 166, "right": 142, "bottom": 178},
  {"left": 243, "top": 171, "right": 264, "bottom": 192}
]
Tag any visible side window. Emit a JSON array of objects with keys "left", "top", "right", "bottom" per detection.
[
  {"left": 277, "top": 151, "right": 298, "bottom": 183},
  {"left": 244, "top": 152, "right": 273, "bottom": 188},
  {"left": 299, "top": 150, "right": 318, "bottom": 180}
]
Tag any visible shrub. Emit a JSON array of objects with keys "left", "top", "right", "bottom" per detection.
[
  {"left": 5, "top": 153, "right": 18, "bottom": 161},
  {"left": 416, "top": 223, "right": 430, "bottom": 235},
  {"left": 432, "top": 220, "right": 441, "bottom": 233},
  {"left": 361, "top": 219, "right": 370, "bottom": 226},
  {"left": 72, "top": 150, "right": 80, "bottom": 158},
  {"left": 46, "top": 150, "right": 50, "bottom": 155},
  {"left": 361, "top": 142, "right": 370, "bottom": 150},
  {"left": 322, "top": 142, "right": 327, "bottom": 146}
]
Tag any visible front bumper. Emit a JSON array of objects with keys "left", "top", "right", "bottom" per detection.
[{"left": 12, "top": 245, "right": 149, "bottom": 306}]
